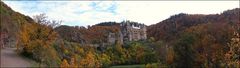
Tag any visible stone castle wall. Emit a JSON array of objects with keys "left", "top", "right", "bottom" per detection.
[{"left": 108, "top": 21, "right": 147, "bottom": 44}]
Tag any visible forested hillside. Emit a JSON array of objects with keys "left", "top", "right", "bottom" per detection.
[
  {"left": 1, "top": 1, "right": 35, "bottom": 47},
  {"left": 147, "top": 8, "right": 240, "bottom": 67},
  {"left": 1, "top": 1, "right": 61, "bottom": 66},
  {"left": 55, "top": 22, "right": 120, "bottom": 44},
  {"left": 147, "top": 8, "right": 239, "bottom": 42}
]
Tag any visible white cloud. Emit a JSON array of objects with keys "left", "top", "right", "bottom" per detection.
[
  {"left": 115, "top": 1, "right": 239, "bottom": 25},
  {"left": 3, "top": 1, "right": 239, "bottom": 26},
  {"left": 44, "top": 1, "right": 120, "bottom": 26}
]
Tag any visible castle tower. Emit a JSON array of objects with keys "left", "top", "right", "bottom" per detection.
[
  {"left": 142, "top": 25, "right": 147, "bottom": 40},
  {"left": 118, "top": 31, "right": 123, "bottom": 45},
  {"left": 108, "top": 20, "right": 147, "bottom": 45}
]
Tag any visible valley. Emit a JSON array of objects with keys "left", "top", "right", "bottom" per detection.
[{"left": 0, "top": 1, "right": 239, "bottom": 68}]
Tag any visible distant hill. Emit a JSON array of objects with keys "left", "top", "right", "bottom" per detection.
[
  {"left": 55, "top": 23, "right": 120, "bottom": 44},
  {"left": 147, "top": 8, "right": 240, "bottom": 42},
  {"left": 94, "top": 21, "right": 120, "bottom": 26}
]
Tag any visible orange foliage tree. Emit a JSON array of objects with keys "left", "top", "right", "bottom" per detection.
[
  {"left": 60, "top": 59, "right": 70, "bottom": 68},
  {"left": 79, "top": 50, "right": 100, "bottom": 67},
  {"left": 18, "top": 13, "right": 61, "bottom": 66}
]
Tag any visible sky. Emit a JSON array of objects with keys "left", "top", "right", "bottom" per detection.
[{"left": 3, "top": 1, "right": 239, "bottom": 27}]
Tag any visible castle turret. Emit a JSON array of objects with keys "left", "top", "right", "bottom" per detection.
[{"left": 142, "top": 25, "right": 147, "bottom": 40}]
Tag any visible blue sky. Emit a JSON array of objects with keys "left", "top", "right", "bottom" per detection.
[{"left": 3, "top": 1, "right": 239, "bottom": 27}]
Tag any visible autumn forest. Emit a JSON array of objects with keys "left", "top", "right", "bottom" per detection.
[{"left": 0, "top": 1, "right": 240, "bottom": 68}]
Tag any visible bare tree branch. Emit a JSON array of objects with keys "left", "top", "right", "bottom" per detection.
[{"left": 32, "top": 13, "right": 62, "bottom": 28}]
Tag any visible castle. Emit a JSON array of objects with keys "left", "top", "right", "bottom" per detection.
[{"left": 108, "top": 20, "right": 147, "bottom": 44}]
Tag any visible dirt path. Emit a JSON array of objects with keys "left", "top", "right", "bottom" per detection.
[{"left": 1, "top": 48, "right": 34, "bottom": 67}]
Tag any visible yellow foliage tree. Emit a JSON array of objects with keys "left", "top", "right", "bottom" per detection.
[
  {"left": 69, "top": 54, "right": 78, "bottom": 68},
  {"left": 225, "top": 32, "right": 240, "bottom": 67},
  {"left": 79, "top": 51, "right": 100, "bottom": 68},
  {"left": 18, "top": 23, "right": 35, "bottom": 53},
  {"left": 60, "top": 59, "right": 69, "bottom": 68},
  {"left": 166, "top": 47, "right": 174, "bottom": 64},
  {"left": 99, "top": 53, "right": 111, "bottom": 67},
  {"left": 18, "top": 15, "right": 59, "bottom": 66}
]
